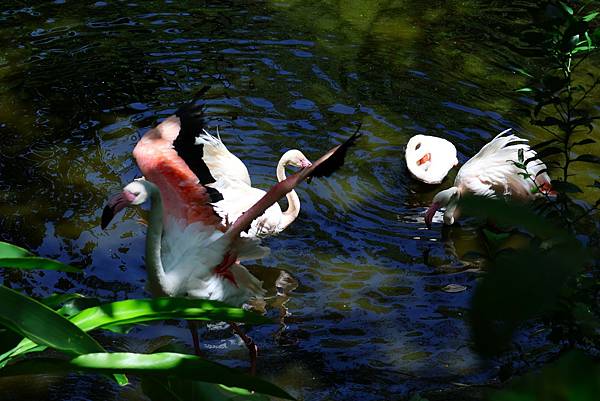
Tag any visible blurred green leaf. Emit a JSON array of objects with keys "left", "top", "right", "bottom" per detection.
[
  {"left": 491, "top": 351, "right": 600, "bottom": 401},
  {"left": 0, "top": 285, "right": 126, "bottom": 385},
  {"left": 552, "top": 180, "right": 583, "bottom": 193},
  {"left": 0, "top": 257, "right": 81, "bottom": 273},
  {"left": 559, "top": 2, "right": 573, "bottom": 15},
  {"left": 40, "top": 293, "right": 86, "bottom": 311},
  {"left": 0, "top": 242, "right": 32, "bottom": 258},
  {"left": 583, "top": 11, "right": 599, "bottom": 22},
  {"left": 573, "top": 154, "right": 600, "bottom": 164},
  {"left": 142, "top": 377, "right": 272, "bottom": 401},
  {"left": 516, "top": 87, "right": 534, "bottom": 93},
  {"left": 572, "top": 138, "right": 596, "bottom": 147},
  {"left": 471, "top": 243, "right": 587, "bottom": 356},
  {"left": 459, "top": 198, "right": 568, "bottom": 240},
  {"left": 3, "top": 298, "right": 272, "bottom": 363},
  {"left": 1, "top": 353, "right": 294, "bottom": 400},
  {"left": 532, "top": 138, "right": 560, "bottom": 150},
  {"left": 0, "top": 285, "right": 105, "bottom": 356}
]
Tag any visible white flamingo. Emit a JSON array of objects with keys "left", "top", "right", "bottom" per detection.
[
  {"left": 405, "top": 134, "right": 458, "bottom": 184},
  {"left": 196, "top": 130, "right": 312, "bottom": 237},
  {"left": 425, "top": 129, "right": 554, "bottom": 227},
  {"left": 102, "top": 100, "right": 360, "bottom": 373}
]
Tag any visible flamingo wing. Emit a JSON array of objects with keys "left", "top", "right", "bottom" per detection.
[
  {"left": 228, "top": 129, "right": 361, "bottom": 238},
  {"left": 132, "top": 104, "right": 224, "bottom": 228},
  {"left": 195, "top": 129, "right": 252, "bottom": 190},
  {"left": 456, "top": 129, "right": 551, "bottom": 199}
]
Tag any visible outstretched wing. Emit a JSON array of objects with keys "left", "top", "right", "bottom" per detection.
[
  {"left": 195, "top": 129, "right": 252, "bottom": 190},
  {"left": 457, "top": 128, "right": 551, "bottom": 199},
  {"left": 132, "top": 99, "right": 224, "bottom": 228},
  {"left": 227, "top": 128, "right": 361, "bottom": 238}
]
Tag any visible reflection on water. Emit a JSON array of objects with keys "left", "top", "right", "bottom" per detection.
[{"left": 0, "top": 1, "right": 598, "bottom": 400}]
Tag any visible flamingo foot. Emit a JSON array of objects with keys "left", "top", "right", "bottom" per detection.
[
  {"left": 188, "top": 320, "right": 203, "bottom": 357},
  {"left": 230, "top": 322, "right": 258, "bottom": 375}
]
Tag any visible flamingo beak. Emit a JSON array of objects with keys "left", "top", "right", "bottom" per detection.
[
  {"left": 299, "top": 159, "right": 312, "bottom": 169},
  {"left": 417, "top": 153, "right": 431, "bottom": 166},
  {"left": 424, "top": 202, "right": 440, "bottom": 229},
  {"left": 101, "top": 191, "right": 135, "bottom": 229}
]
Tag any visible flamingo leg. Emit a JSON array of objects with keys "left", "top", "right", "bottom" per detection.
[
  {"left": 188, "top": 320, "right": 203, "bottom": 357},
  {"left": 230, "top": 322, "right": 257, "bottom": 375}
]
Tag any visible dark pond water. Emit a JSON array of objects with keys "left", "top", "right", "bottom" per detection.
[{"left": 0, "top": 1, "right": 598, "bottom": 400}]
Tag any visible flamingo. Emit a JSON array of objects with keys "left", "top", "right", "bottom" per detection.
[
  {"left": 101, "top": 98, "right": 360, "bottom": 373},
  {"left": 424, "top": 128, "right": 553, "bottom": 227},
  {"left": 405, "top": 134, "right": 458, "bottom": 184},
  {"left": 195, "top": 130, "right": 312, "bottom": 237}
]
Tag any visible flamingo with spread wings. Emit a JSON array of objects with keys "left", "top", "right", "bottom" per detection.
[
  {"left": 425, "top": 128, "right": 553, "bottom": 227},
  {"left": 196, "top": 130, "right": 312, "bottom": 237},
  {"left": 102, "top": 98, "right": 360, "bottom": 373}
]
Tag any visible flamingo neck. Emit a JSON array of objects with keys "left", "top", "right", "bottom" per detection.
[
  {"left": 277, "top": 157, "right": 300, "bottom": 229},
  {"left": 144, "top": 183, "right": 170, "bottom": 297}
]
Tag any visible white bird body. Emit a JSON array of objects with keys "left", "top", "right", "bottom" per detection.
[
  {"left": 405, "top": 135, "right": 458, "bottom": 184},
  {"left": 196, "top": 130, "right": 311, "bottom": 237},
  {"left": 425, "top": 129, "right": 553, "bottom": 226},
  {"left": 117, "top": 180, "right": 265, "bottom": 306},
  {"left": 102, "top": 99, "right": 360, "bottom": 363}
]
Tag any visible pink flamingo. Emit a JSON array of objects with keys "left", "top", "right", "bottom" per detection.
[
  {"left": 102, "top": 98, "right": 360, "bottom": 373},
  {"left": 196, "top": 129, "right": 312, "bottom": 237},
  {"left": 425, "top": 128, "right": 554, "bottom": 227}
]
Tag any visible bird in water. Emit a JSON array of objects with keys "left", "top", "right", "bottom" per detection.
[
  {"left": 425, "top": 128, "right": 554, "bottom": 227},
  {"left": 196, "top": 129, "right": 312, "bottom": 237},
  {"left": 405, "top": 134, "right": 458, "bottom": 184},
  {"left": 102, "top": 94, "right": 360, "bottom": 373}
]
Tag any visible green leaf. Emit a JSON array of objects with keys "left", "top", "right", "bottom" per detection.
[
  {"left": 559, "top": 2, "right": 573, "bottom": 15},
  {"left": 512, "top": 67, "right": 534, "bottom": 78},
  {"left": 3, "top": 298, "right": 272, "bottom": 363},
  {"left": 1, "top": 353, "right": 294, "bottom": 400},
  {"left": 471, "top": 244, "right": 587, "bottom": 356},
  {"left": 40, "top": 293, "right": 86, "bottom": 311},
  {"left": 0, "top": 257, "right": 81, "bottom": 272},
  {"left": 583, "top": 11, "right": 599, "bottom": 22},
  {"left": 571, "top": 138, "right": 596, "bottom": 147},
  {"left": 458, "top": 198, "right": 569, "bottom": 240},
  {"left": 142, "top": 378, "right": 272, "bottom": 401},
  {"left": 573, "top": 154, "right": 600, "bottom": 164},
  {"left": 0, "top": 285, "right": 126, "bottom": 385},
  {"left": 491, "top": 351, "right": 600, "bottom": 401},
  {"left": 551, "top": 180, "right": 583, "bottom": 193},
  {"left": 0, "top": 286, "right": 104, "bottom": 355},
  {"left": 516, "top": 87, "right": 534, "bottom": 93},
  {"left": 0, "top": 242, "right": 32, "bottom": 258},
  {"left": 532, "top": 138, "right": 560, "bottom": 150}
]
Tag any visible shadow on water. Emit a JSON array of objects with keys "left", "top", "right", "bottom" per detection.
[{"left": 0, "top": 1, "right": 598, "bottom": 400}]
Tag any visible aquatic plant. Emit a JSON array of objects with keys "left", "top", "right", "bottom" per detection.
[
  {"left": 0, "top": 241, "right": 292, "bottom": 400},
  {"left": 466, "top": 2, "right": 600, "bottom": 399}
]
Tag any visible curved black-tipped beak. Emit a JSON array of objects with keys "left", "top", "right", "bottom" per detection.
[
  {"left": 101, "top": 193, "right": 132, "bottom": 229},
  {"left": 424, "top": 202, "right": 440, "bottom": 229}
]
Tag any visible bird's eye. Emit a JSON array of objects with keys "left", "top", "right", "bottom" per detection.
[
  {"left": 415, "top": 143, "right": 421, "bottom": 150},
  {"left": 132, "top": 192, "right": 140, "bottom": 196}
]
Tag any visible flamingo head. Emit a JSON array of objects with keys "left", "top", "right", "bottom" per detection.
[
  {"left": 101, "top": 179, "right": 150, "bottom": 229},
  {"left": 282, "top": 149, "right": 312, "bottom": 169},
  {"left": 405, "top": 135, "right": 458, "bottom": 184},
  {"left": 425, "top": 187, "right": 459, "bottom": 228}
]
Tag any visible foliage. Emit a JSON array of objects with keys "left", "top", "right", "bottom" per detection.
[
  {"left": 0, "top": 241, "right": 291, "bottom": 400},
  {"left": 490, "top": 351, "right": 600, "bottom": 401},
  {"left": 465, "top": 1, "right": 600, "bottom": 399},
  {"left": 515, "top": 0, "right": 600, "bottom": 227}
]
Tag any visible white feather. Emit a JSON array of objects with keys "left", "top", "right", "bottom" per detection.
[{"left": 195, "top": 129, "right": 251, "bottom": 190}]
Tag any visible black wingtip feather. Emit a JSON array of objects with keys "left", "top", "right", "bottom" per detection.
[
  {"left": 172, "top": 87, "right": 224, "bottom": 202},
  {"left": 309, "top": 125, "right": 362, "bottom": 179}
]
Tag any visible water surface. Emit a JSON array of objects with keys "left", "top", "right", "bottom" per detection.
[{"left": 0, "top": 1, "right": 598, "bottom": 400}]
